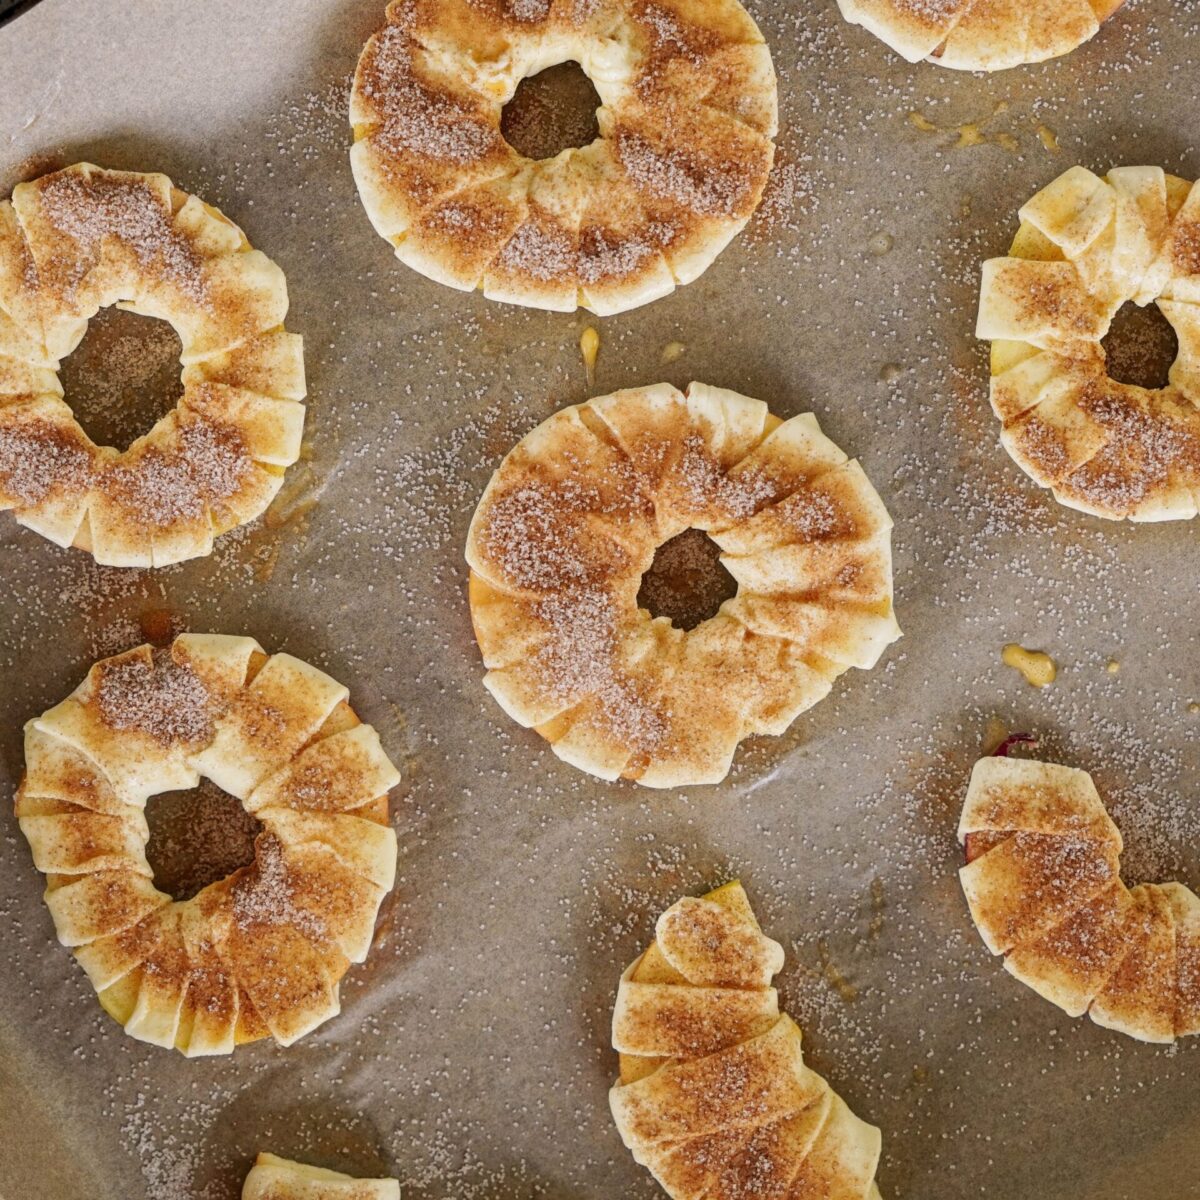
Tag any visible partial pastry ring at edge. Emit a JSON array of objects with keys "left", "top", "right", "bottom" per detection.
[
  {"left": 350, "top": 0, "right": 778, "bottom": 314},
  {"left": 977, "top": 164, "right": 1200, "bottom": 521},
  {"left": 837, "top": 0, "right": 1127, "bottom": 73},
  {"left": 242, "top": 1152, "right": 400, "bottom": 1199},
  {"left": 0, "top": 163, "right": 306, "bottom": 566}
]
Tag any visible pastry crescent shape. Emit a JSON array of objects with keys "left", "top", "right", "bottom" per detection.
[
  {"left": 960, "top": 755, "right": 1200, "bottom": 1043},
  {"left": 611, "top": 882, "right": 883, "bottom": 1199}
]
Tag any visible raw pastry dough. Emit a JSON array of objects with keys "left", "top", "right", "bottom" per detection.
[
  {"left": 837, "top": 0, "right": 1126, "bottom": 72},
  {"left": 466, "top": 383, "right": 900, "bottom": 787},
  {"left": 0, "top": 163, "right": 305, "bottom": 565},
  {"left": 350, "top": 0, "right": 777, "bottom": 313},
  {"left": 611, "top": 882, "right": 884, "bottom": 1200},
  {"left": 16, "top": 634, "right": 400, "bottom": 1055},
  {"left": 960, "top": 755, "right": 1200, "bottom": 1044},
  {"left": 978, "top": 165, "right": 1200, "bottom": 520},
  {"left": 243, "top": 1153, "right": 400, "bottom": 1199}
]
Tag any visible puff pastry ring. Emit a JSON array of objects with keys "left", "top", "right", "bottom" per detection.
[
  {"left": 0, "top": 163, "right": 305, "bottom": 566},
  {"left": 467, "top": 383, "right": 900, "bottom": 787},
  {"left": 16, "top": 634, "right": 400, "bottom": 1056},
  {"left": 351, "top": 0, "right": 777, "bottom": 314}
]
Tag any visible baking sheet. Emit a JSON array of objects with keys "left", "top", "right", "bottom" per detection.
[{"left": 2, "top": 1, "right": 1200, "bottom": 1197}]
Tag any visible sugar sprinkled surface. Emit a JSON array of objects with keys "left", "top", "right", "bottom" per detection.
[
  {"left": 36, "top": 170, "right": 208, "bottom": 306},
  {"left": 0, "top": 418, "right": 94, "bottom": 504},
  {"left": 1, "top": 1, "right": 1200, "bottom": 1199},
  {"left": 96, "top": 649, "right": 213, "bottom": 745},
  {"left": 145, "top": 779, "right": 262, "bottom": 902},
  {"left": 97, "top": 417, "right": 253, "bottom": 528},
  {"left": 358, "top": 25, "right": 505, "bottom": 167},
  {"left": 230, "top": 834, "right": 327, "bottom": 942}
]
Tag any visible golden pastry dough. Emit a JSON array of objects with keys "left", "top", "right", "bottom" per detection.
[
  {"left": 0, "top": 163, "right": 305, "bottom": 565},
  {"left": 466, "top": 382, "right": 900, "bottom": 787},
  {"left": 350, "top": 0, "right": 777, "bottom": 313},
  {"left": 977, "top": 165, "right": 1200, "bottom": 520},
  {"left": 16, "top": 634, "right": 400, "bottom": 1055},
  {"left": 837, "top": 0, "right": 1126, "bottom": 72},
  {"left": 611, "top": 882, "right": 884, "bottom": 1200},
  {"left": 960, "top": 755, "right": 1200, "bottom": 1044},
  {"left": 242, "top": 1153, "right": 400, "bottom": 1199}
]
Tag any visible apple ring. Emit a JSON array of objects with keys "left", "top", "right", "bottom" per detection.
[
  {"left": 837, "top": 0, "right": 1126, "bottom": 72},
  {"left": 466, "top": 383, "right": 901, "bottom": 787},
  {"left": 0, "top": 163, "right": 306, "bottom": 566},
  {"left": 611, "top": 882, "right": 883, "bottom": 1200},
  {"left": 960, "top": 755, "right": 1200, "bottom": 1044},
  {"left": 15, "top": 634, "right": 400, "bottom": 1056},
  {"left": 350, "top": 0, "right": 777, "bottom": 314},
  {"left": 976, "top": 166, "right": 1200, "bottom": 521}
]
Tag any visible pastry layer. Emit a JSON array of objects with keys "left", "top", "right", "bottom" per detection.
[{"left": 16, "top": 634, "right": 401, "bottom": 1056}]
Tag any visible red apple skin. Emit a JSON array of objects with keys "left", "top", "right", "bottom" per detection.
[{"left": 966, "top": 735, "right": 1038, "bottom": 863}]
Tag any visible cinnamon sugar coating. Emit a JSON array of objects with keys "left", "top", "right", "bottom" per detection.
[
  {"left": 837, "top": 0, "right": 1124, "bottom": 72},
  {"left": 350, "top": 0, "right": 777, "bottom": 313},
  {"left": 15, "top": 634, "right": 401, "bottom": 1056},
  {"left": 466, "top": 383, "right": 900, "bottom": 787},
  {"left": 977, "top": 165, "right": 1200, "bottom": 521},
  {"left": 959, "top": 756, "right": 1200, "bottom": 1043},
  {"left": 0, "top": 163, "right": 306, "bottom": 565},
  {"left": 610, "top": 882, "right": 883, "bottom": 1200}
]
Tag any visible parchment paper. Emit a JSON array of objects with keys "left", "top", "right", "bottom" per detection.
[{"left": 1, "top": 2, "right": 1199, "bottom": 1197}]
